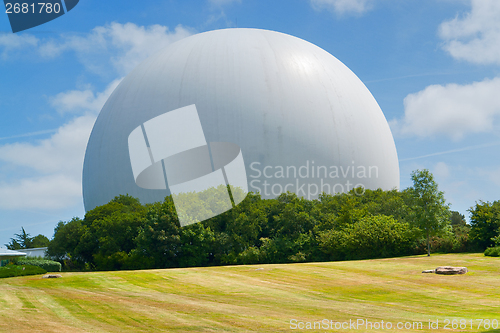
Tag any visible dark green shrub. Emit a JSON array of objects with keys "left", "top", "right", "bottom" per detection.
[
  {"left": 484, "top": 246, "right": 500, "bottom": 257},
  {"left": 427, "top": 226, "right": 471, "bottom": 254},
  {"left": 0, "top": 265, "right": 46, "bottom": 278},
  {"left": 16, "top": 259, "right": 61, "bottom": 272},
  {"left": 318, "top": 215, "right": 416, "bottom": 261}
]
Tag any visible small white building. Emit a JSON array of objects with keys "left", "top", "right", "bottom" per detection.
[
  {"left": 0, "top": 248, "right": 27, "bottom": 266},
  {"left": 14, "top": 247, "right": 48, "bottom": 258}
]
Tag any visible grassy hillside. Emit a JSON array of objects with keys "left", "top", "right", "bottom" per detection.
[{"left": 0, "top": 253, "right": 499, "bottom": 332}]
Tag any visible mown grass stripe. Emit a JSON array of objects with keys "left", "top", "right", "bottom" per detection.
[{"left": 0, "top": 253, "right": 498, "bottom": 332}]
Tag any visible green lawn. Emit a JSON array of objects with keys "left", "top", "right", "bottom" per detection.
[{"left": 0, "top": 253, "right": 499, "bottom": 332}]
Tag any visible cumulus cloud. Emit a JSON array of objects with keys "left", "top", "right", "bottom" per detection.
[
  {"left": 0, "top": 22, "right": 193, "bottom": 211},
  {"left": 0, "top": 23, "right": 193, "bottom": 75},
  {"left": 39, "top": 22, "right": 193, "bottom": 75},
  {"left": 50, "top": 78, "right": 122, "bottom": 115},
  {"left": 434, "top": 162, "right": 451, "bottom": 179},
  {"left": 310, "top": 0, "right": 374, "bottom": 16},
  {"left": 0, "top": 77, "right": 121, "bottom": 210},
  {"left": 0, "top": 115, "right": 94, "bottom": 175},
  {"left": 0, "top": 33, "right": 38, "bottom": 59},
  {"left": 391, "top": 77, "right": 500, "bottom": 140},
  {"left": 439, "top": 0, "right": 500, "bottom": 64},
  {"left": 0, "top": 114, "right": 95, "bottom": 210},
  {"left": 0, "top": 175, "right": 82, "bottom": 210},
  {"left": 394, "top": 1, "right": 500, "bottom": 140}
]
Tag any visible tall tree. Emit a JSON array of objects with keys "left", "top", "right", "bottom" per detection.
[
  {"left": 450, "top": 211, "right": 466, "bottom": 227},
  {"left": 468, "top": 201, "right": 500, "bottom": 250},
  {"left": 6, "top": 227, "right": 32, "bottom": 249},
  {"left": 409, "top": 169, "right": 451, "bottom": 256}
]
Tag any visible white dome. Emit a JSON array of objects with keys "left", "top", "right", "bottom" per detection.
[{"left": 83, "top": 28, "right": 399, "bottom": 211}]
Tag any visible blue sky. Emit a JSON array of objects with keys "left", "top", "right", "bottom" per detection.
[{"left": 1, "top": 0, "right": 499, "bottom": 245}]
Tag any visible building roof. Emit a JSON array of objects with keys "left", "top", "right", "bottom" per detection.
[{"left": 0, "top": 248, "right": 27, "bottom": 260}]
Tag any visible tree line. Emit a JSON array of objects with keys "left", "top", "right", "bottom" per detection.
[
  {"left": 5, "top": 227, "right": 49, "bottom": 250},
  {"left": 6, "top": 169, "right": 500, "bottom": 270}
]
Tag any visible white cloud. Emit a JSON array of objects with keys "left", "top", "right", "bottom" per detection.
[
  {"left": 50, "top": 78, "right": 122, "bottom": 115},
  {"left": 439, "top": 0, "right": 500, "bottom": 64},
  {"left": 0, "top": 22, "right": 194, "bottom": 212},
  {"left": 0, "top": 78, "right": 119, "bottom": 187},
  {"left": 391, "top": 77, "right": 500, "bottom": 140},
  {"left": 0, "top": 174, "right": 81, "bottom": 210},
  {"left": 0, "top": 115, "right": 94, "bottom": 176},
  {"left": 0, "top": 77, "right": 120, "bottom": 210},
  {"left": 0, "top": 33, "right": 38, "bottom": 59},
  {"left": 478, "top": 166, "right": 500, "bottom": 187},
  {"left": 1, "top": 23, "right": 193, "bottom": 75},
  {"left": 310, "top": 0, "right": 374, "bottom": 16},
  {"left": 434, "top": 162, "right": 450, "bottom": 179},
  {"left": 39, "top": 22, "right": 194, "bottom": 75},
  {"left": 0, "top": 114, "right": 95, "bottom": 210},
  {"left": 394, "top": 1, "right": 500, "bottom": 140}
]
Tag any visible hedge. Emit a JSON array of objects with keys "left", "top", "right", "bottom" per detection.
[
  {"left": 16, "top": 259, "right": 62, "bottom": 272},
  {"left": 0, "top": 265, "right": 46, "bottom": 278},
  {"left": 484, "top": 246, "right": 500, "bottom": 257}
]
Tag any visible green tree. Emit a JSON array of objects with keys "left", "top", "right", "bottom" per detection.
[
  {"left": 134, "top": 198, "right": 181, "bottom": 268},
  {"left": 492, "top": 231, "right": 500, "bottom": 247},
  {"left": 178, "top": 223, "right": 215, "bottom": 267},
  {"left": 265, "top": 193, "right": 318, "bottom": 263},
  {"left": 76, "top": 195, "right": 146, "bottom": 270},
  {"left": 317, "top": 215, "right": 414, "bottom": 261},
  {"left": 450, "top": 211, "right": 466, "bottom": 227},
  {"left": 202, "top": 192, "right": 266, "bottom": 264},
  {"left": 358, "top": 189, "right": 412, "bottom": 223},
  {"left": 31, "top": 234, "right": 49, "bottom": 248},
  {"left": 468, "top": 201, "right": 500, "bottom": 250},
  {"left": 5, "top": 227, "right": 48, "bottom": 249},
  {"left": 47, "top": 195, "right": 147, "bottom": 269},
  {"left": 6, "top": 227, "right": 32, "bottom": 249},
  {"left": 47, "top": 218, "right": 85, "bottom": 263},
  {"left": 5, "top": 239, "right": 22, "bottom": 250},
  {"left": 408, "top": 169, "right": 451, "bottom": 256}
]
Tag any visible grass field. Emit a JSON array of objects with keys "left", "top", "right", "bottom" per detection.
[{"left": 0, "top": 253, "right": 499, "bottom": 332}]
